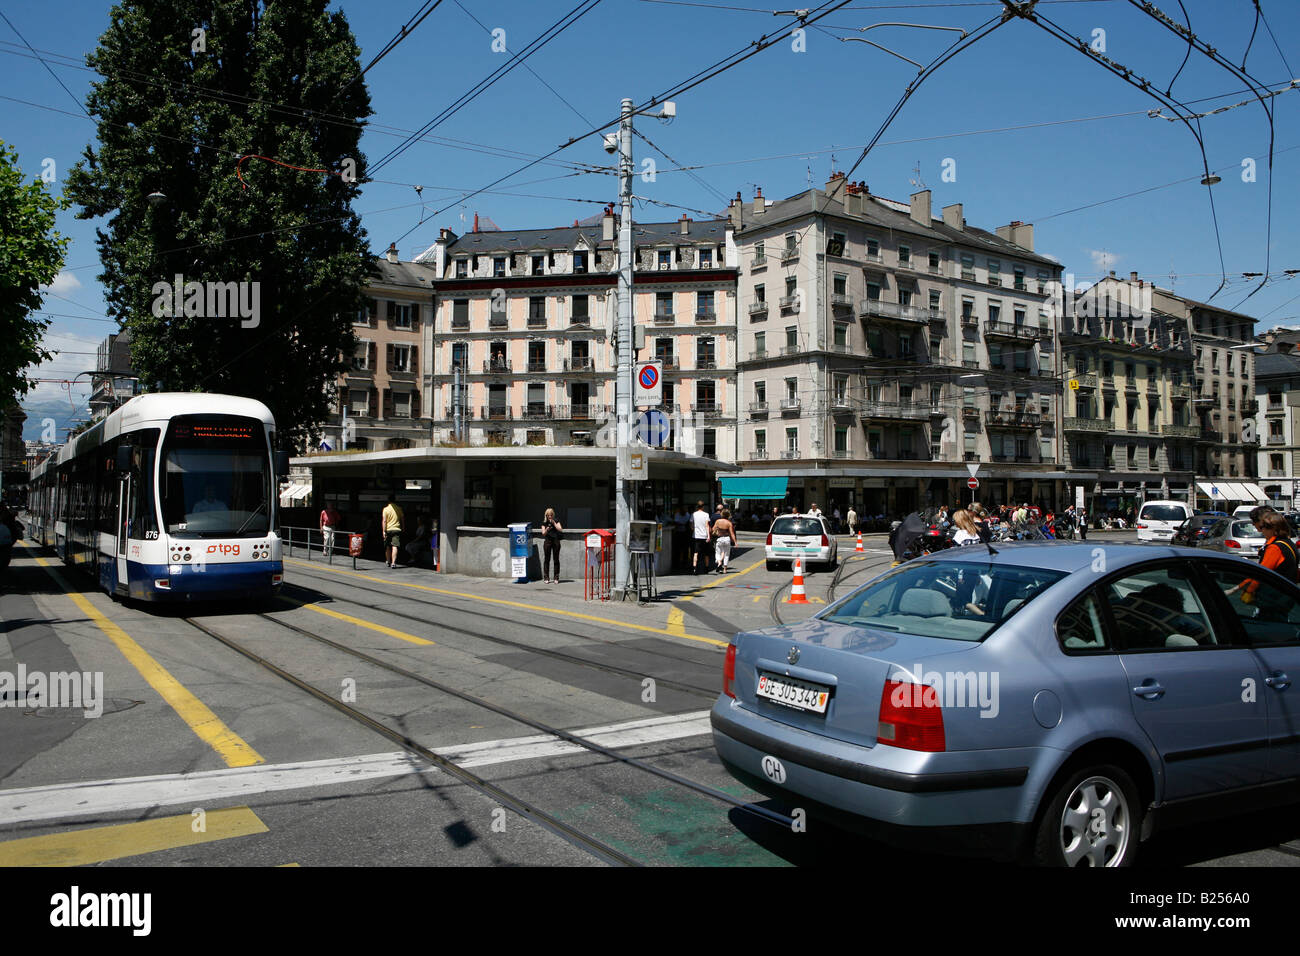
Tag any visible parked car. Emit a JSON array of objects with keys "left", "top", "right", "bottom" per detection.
[
  {"left": 1200, "top": 518, "right": 1266, "bottom": 558},
  {"left": 712, "top": 542, "right": 1300, "bottom": 866},
  {"left": 1135, "top": 500, "right": 1192, "bottom": 542},
  {"left": 766, "top": 514, "right": 838, "bottom": 571},
  {"left": 1171, "top": 514, "right": 1222, "bottom": 547}
]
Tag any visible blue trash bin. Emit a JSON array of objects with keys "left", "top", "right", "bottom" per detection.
[{"left": 507, "top": 522, "right": 531, "bottom": 583}]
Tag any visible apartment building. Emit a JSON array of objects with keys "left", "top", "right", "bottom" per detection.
[
  {"left": 417, "top": 211, "right": 738, "bottom": 462},
  {"left": 729, "top": 174, "right": 1067, "bottom": 514},
  {"left": 1060, "top": 273, "right": 1198, "bottom": 511},
  {"left": 332, "top": 253, "right": 434, "bottom": 451},
  {"left": 1188, "top": 295, "right": 1259, "bottom": 493},
  {"left": 89, "top": 330, "right": 136, "bottom": 421},
  {"left": 1255, "top": 349, "right": 1300, "bottom": 508}
]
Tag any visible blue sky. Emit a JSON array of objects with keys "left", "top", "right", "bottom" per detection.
[{"left": 4, "top": 0, "right": 1298, "bottom": 438}]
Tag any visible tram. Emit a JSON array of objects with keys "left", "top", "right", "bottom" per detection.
[{"left": 27, "top": 393, "right": 289, "bottom": 601}]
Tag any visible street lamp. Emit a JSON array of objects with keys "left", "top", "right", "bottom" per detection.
[{"left": 146, "top": 190, "right": 167, "bottom": 208}]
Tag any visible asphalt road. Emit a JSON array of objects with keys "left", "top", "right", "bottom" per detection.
[{"left": 3, "top": 530, "right": 1300, "bottom": 867}]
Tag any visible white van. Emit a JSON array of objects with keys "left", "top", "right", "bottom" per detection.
[
  {"left": 1232, "top": 505, "right": 1258, "bottom": 520},
  {"left": 1136, "top": 500, "right": 1193, "bottom": 542}
]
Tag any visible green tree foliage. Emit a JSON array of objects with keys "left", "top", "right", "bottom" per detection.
[
  {"left": 65, "top": 0, "right": 374, "bottom": 447},
  {"left": 0, "top": 142, "right": 69, "bottom": 411}
]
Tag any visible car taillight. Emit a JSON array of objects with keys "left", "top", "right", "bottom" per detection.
[
  {"left": 766, "top": 532, "right": 772, "bottom": 546},
  {"left": 820, "top": 533, "right": 829, "bottom": 547},
  {"left": 878, "top": 680, "right": 945, "bottom": 752},
  {"left": 1225, "top": 539, "right": 1241, "bottom": 548},
  {"left": 723, "top": 644, "right": 737, "bottom": 699},
  {"left": 1136, "top": 523, "right": 1147, "bottom": 529}
]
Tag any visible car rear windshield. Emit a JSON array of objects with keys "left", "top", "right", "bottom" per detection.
[
  {"left": 1140, "top": 505, "right": 1187, "bottom": 522},
  {"left": 772, "top": 518, "right": 822, "bottom": 536},
  {"left": 1233, "top": 521, "right": 1261, "bottom": 538},
  {"left": 821, "top": 560, "right": 1068, "bottom": 642}
]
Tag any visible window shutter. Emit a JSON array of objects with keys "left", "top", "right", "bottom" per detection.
[
  {"left": 386, "top": 343, "right": 395, "bottom": 371},
  {"left": 369, "top": 386, "right": 379, "bottom": 417},
  {"left": 383, "top": 389, "right": 394, "bottom": 419},
  {"left": 368, "top": 342, "right": 376, "bottom": 369},
  {"left": 410, "top": 303, "right": 420, "bottom": 330},
  {"left": 411, "top": 389, "right": 422, "bottom": 419},
  {"left": 410, "top": 345, "right": 418, "bottom": 372},
  {"left": 387, "top": 301, "right": 396, "bottom": 326}
]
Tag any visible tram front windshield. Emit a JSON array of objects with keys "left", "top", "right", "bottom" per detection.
[{"left": 161, "top": 417, "right": 271, "bottom": 537}]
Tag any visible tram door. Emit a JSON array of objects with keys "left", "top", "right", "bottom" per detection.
[{"left": 116, "top": 467, "right": 130, "bottom": 590}]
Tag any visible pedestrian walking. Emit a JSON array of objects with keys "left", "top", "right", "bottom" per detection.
[
  {"left": 712, "top": 509, "right": 737, "bottom": 573},
  {"left": 382, "top": 495, "right": 404, "bottom": 568},
  {"left": 541, "top": 508, "right": 563, "bottom": 583},
  {"left": 320, "top": 501, "right": 342, "bottom": 556},
  {"left": 691, "top": 501, "right": 711, "bottom": 574},
  {"left": 847, "top": 506, "right": 858, "bottom": 536},
  {"left": 1078, "top": 506, "right": 1088, "bottom": 540},
  {"left": 950, "top": 509, "right": 982, "bottom": 545}
]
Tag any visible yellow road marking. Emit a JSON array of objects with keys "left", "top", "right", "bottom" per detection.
[
  {"left": 286, "top": 558, "right": 728, "bottom": 648},
  {"left": 678, "top": 557, "right": 764, "bottom": 602},
  {"left": 292, "top": 601, "right": 435, "bottom": 646},
  {"left": 666, "top": 606, "right": 685, "bottom": 636},
  {"left": 29, "top": 551, "right": 264, "bottom": 768},
  {"left": 278, "top": 862, "right": 301, "bottom": 867},
  {"left": 0, "top": 806, "right": 267, "bottom": 866}
]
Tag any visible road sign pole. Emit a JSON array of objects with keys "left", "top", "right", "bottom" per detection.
[{"left": 614, "top": 97, "right": 634, "bottom": 596}]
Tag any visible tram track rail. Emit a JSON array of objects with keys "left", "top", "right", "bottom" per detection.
[{"left": 180, "top": 610, "right": 796, "bottom": 865}]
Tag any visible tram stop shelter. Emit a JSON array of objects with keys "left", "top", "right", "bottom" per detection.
[{"left": 291, "top": 444, "right": 738, "bottom": 576}]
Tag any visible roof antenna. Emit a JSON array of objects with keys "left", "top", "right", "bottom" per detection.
[{"left": 909, "top": 160, "right": 927, "bottom": 191}]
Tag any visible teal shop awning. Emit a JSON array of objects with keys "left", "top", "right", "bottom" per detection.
[{"left": 720, "top": 476, "right": 789, "bottom": 499}]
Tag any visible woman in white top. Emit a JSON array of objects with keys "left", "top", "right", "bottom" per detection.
[{"left": 950, "top": 509, "right": 982, "bottom": 546}]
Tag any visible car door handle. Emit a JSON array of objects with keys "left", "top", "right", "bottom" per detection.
[
  {"left": 1266, "top": 672, "right": 1292, "bottom": 690},
  {"left": 1133, "top": 680, "right": 1165, "bottom": 700}
]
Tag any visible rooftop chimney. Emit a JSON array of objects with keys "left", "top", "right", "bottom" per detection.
[
  {"left": 995, "top": 220, "right": 1034, "bottom": 251},
  {"left": 602, "top": 204, "right": 615, "bottom": 241},
  {"left": 753, "top": 186, "right": 765, "bottom": 216},
  {"left": 942, "top": 203, "right": 964, "bottom": 231},
  {"left": 438, "top": 227, "right": 456, "bottom": 242},
  {"left": 385, "top": 242, "right": 399, "bottom": 263},
  {"left": 473, "top": 212, "right": 479, "bottom": 233},
  {"left": 679, "top": 213, "right": 692, "bottom": 235},
  {"left": 1130, "top": 271, "right": 1139, "bottom": 281},
  {"left": 825, "top": 171, "right": 847, "bottom": 203},
  {"left": 728, "top": 191, "right": 744, "bottom": 230},
  {"left": 909, "top": 189, "right": 931, "bottom": 227}
]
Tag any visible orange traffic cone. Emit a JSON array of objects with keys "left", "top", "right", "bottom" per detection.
[
  {"left": 786, "top": 556, "right": 809, "bottom": 604},
  {"left": 855, "top": 533, "right": 864, "bottom": 553}
]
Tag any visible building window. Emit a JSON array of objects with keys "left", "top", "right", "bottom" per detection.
[
  {"left": 392, "top": 303, "right": 413, "bottom": 329},
  {"left": 834, "top": 426, "right": 848, "bottom": 454},
  {"left": 702, "top": 428, "right": 717, "bottom": 458},
  {"left": 987, "top": 260, "right": 1001, "bottom": 285},
  {"left": 929, "top": 289, "right": 941, "bottom": 312},
  {"left": 866, "top": 237, "right": 880, "bottom": 259},
  {"left": 833, "top": 273, "right": 847, "bottom": 296},
  {"left": 754, "top": 241, "right": 765, "bottom": 264},
  {"left": 929, "top": 251, "right": 940, "bottom": 270},
  {"left": 755, "top": 429, "right": 767, "bottom": 456},
  {"left": 696, "top": 337, "right": 716, "bottom": 369},
  {"left": 452, "top": 299, "right": 469, "bottom": 328},
  {"left": 573, "top": 251, "right": 588, "bottom": 274},
  {"left": 785, "top": 327, "right": 797, "bottom": 351},
  {"left": 866, "top": 282, "right": 881, "bottom": 301},
  {"left": 785, "top": 233, "right": 797, "bottom": 256},
  {"left": 697, "top": 290, "right": 715, "bottom": 317},
  {"left": 571, "top": 294, "right": 589, "bottom": 323},
  {"left": 455, "top": 259, "right": 468, "bottom": 278},
  {"left": 898, "top": 287, "right": 913, "bottom": 307},
  {"left": 961, "top": 254, "right": 975, "bottom": 281},
  {"left": 391, "top": 344, "right": 411, "bottom": 372},
  {"left": 656, "top": 291, "right": 673, "bottom": 318},
  {"left": 353, "top": 342, "right": 369, "bottom": 370},
  {"left": 961, "top": 297, "right": 974, "bottom": 322},
  {"left": 785, "top": 377, "right": 797, "bottom": 401},
  {"left": 833, "top": 323, "right": 848, "bottom": 348},
  {"left": 754, "top": 331, "right": 765, "bottom": 355},
  {"left": 528, "top": 296, "right": 546, "bottom": 326},
  {"left": 356, "top": 298, "right": 377, "bottom": 326},
  {"left": 833, "top": 374, "right": 848, "bottom": 405},
  {"left": 1013, "top": 266, "right": 1026, "bottom": 290},
  {"left": 348, "top": 388, "right": 369, "bottom": 416},
  {"left": 451, "top": 342, "right": 467, "bottom": 370},
  {"left": 898, "top": 244, "right": 910, "bottom": 265},
  {"left": 755, "top": 381, "right": 766, "bottom": 404},
  {"left": 988, "top": 300, "right": 1001, "bottom": 324},
  {"left": 786, "top": 427, "right": 798, "bottom": 452},
  {"left": 754, "top": 283, "right": 765, "bottom": 303},
  {"left": 392, "top": 392, "right": 411, "bottom": 418},
  {"left": 493, "top": 256, "right": 506, "bottom": 277},
  {"left": 531, "top": 254, "right": 545, "bottom": 275},
  {"left": 699, "top": 247, "right": 712, "bottom": 268},
  {"left": 658, "top": 249, "right": 672, "bottom": 270},
  {"left": 655, "top": 337, "right": 674, "bottom": 366}
]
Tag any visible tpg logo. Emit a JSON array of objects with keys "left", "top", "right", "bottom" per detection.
[{"left": 206, "top": 544, "right": 241, "bottom": 556}]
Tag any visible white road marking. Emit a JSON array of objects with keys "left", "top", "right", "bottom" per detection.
[{"left": 0, "top": 710, "right": 712, "bottom": 826}]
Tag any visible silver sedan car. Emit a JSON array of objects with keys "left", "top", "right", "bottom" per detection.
[
  {"left": 712, "top": 542, "right": 1300, "bottom": 866},
  {"left": 1200, "top": 519, "right": 1266, "bottom": 558}
]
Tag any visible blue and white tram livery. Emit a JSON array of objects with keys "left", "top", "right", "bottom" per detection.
[{"left": 28, "top": 393, "right": 290, "bottom": 602}]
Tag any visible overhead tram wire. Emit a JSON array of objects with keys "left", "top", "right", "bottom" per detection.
[
  {"left": 996, "top": 4, "right": 1230, "bottom": 303},
  {"left": 327, "top": 0, "right": 448, "bottom": 110},
  {"left": 1118, "top": 0, "right": 1283, "bottom": 308},
  {"left": 392, "top": 0, "right": 858, "bottom": 248},
  {"left": 632, "top": 127, "right": 730, "bottom": 206},
  {"left": 368, "top": 0, "right": 607, "bottom": 176},
  {"left": 1256, "top": 0, "right": 1294, "bottom": 77},
  {"left": 0, "top": 11, "right": 90, "bottom": 117}
]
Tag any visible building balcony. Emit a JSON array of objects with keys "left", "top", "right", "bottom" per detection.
[
  {"left": 751, "top": 254, "right": 767, "bottom": 269},
  {"left": 480, "top": 405, "right": 512, "bottom": 421},
  {"left": 831, "top": 293, "right": 854, "bottom": 310},
  {"left": 1242, "top": 399, "right": 1260, "bottom": 414},
  {"left": 527, "top": 315, "right": 547, "bottom": 329},
  {"left": 520, "top": 404, "right": 551, "bottom": 421},
  {"left": 831, "top": 449, "right": 851, "bottom": 459},
  {"left": 984, "top": 321, "right": 1043, "bottom": 342},
  {"left": 555, "top": 404, "right": 610, "bottom": 421},
  {"left": 695, "top": 310, "right": 717, "bottom": 324},
  {"left": 748, "top": 401, "right": 769, "bottom": 415},
  {"left": 525, "top": 360, "right": 547, "bottom": 374},
  {"left": 569, "top": 314, "right": 591, "bottom": 327},
  {"left": 780, "top": 397, "right": 801, "bottom": 414},
  {"left": 779, "top": 345, "right": 802, "bottom": 356},
  {"left": 441, "top": 406, "right": 470, "bottom": 420},
  {"left": 563, "top": 357, "right": 596, "bottom": 373},
  {"left": 960, "top": 312, "right": 978, "bottom": 327},
  {"left": 490, "top": 315, "right": 509, "bottom": 330},
  {"left": 1269, "top": 469, "right": 1288, "bottom": 477},
  {"left": 1268, "top": 403, "right": 1286, "bottom": 414},
  {"left": 1162, "top": 423, "right": 1200, "bottom": 438},
  {"left": 749, "top": 350, "right": 767, "bottom": 361},
  {"left": 451, "top": 318, "right": 470, "bottom": 332},
  {"left": 1268, "top": 434, "right": 1287, "bottom": 445},
  {"left": 859, "top": 299, "right": 931, "bottom": 326},
  {"left": 927, "top": 308, "right": 947, "bottom": 324},
  {"left": 985, "top": 409, "right": 1042, "bottom": 429},
  {"left": 748, "top": 301, "right": 768, "bottom": 316},
  {"left": 692, "top": 403, "right": 726, "bottom": 418},
  {"left": 780, "top": 247, "right": 799, "bottom": 264},
  {"left": 831, "top": 395, "right": 852, "bottom": 411},
  {"left": 1171, "top": 383, "right": 1193, "bottom": 400},
  {"left": 696, "top": 359, "right": 718, "bottom": 370},
  {"left": 859, "top": 400, "right": 932, "bottom": 422},
  {"left": 779, "top": 295, "right": 800, "bottom": 313},
  {"left": 654, "top": 310, "right": 675, "bottom": 325},
  {"left": 780, "top": 448, "right": 801, "bottom": 459},
  {"left": 483, "top": 360, "right": 512, "bottom": 374},
  {"left": 830, "top": 342, "right": 852, "bottom": 354},
  {"left": 990, "top": 454, "right": 1038, "bottom": 463},
  {"left": 656, "top": 356, "right": 678, "bottom": 370},
  {"left": 961, "top": 406, "right": 981, "bottom": 420},
  {"left": 1064, "top": 417, "right": 1112, "bottom": 433},
  {"left": 1072, "top": 372, "right": 1098, "bottom": 390}
]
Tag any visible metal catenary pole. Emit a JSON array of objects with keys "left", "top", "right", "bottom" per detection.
[{"left": 614, "top": 97, "right": 634, "bottom": 594}]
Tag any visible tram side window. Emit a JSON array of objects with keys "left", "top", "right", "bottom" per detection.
[
  {"left": 97, "top": 445, "right": 117, "bottom": 536},
  {"left": 129, "top": 430, "right": 160, "bottom": 540}
]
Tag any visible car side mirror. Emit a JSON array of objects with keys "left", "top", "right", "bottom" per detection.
[
  {"left": 116, "top": 445, "right": 132, "bottom": 475},
  {"left": 274, "top": 450, "right": 290, "bottom": 480}
]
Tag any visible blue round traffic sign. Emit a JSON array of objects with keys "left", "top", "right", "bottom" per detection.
[
  {"left": 634, "top": 410, "right": 671, "bottom": 447},
  {"left": 639, "top": 365, "right": 659, "bottom": 390}
]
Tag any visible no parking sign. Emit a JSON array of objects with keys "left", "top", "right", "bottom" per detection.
[{"left": 635, "top": 360, "right": 662, "bottom": 408}]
